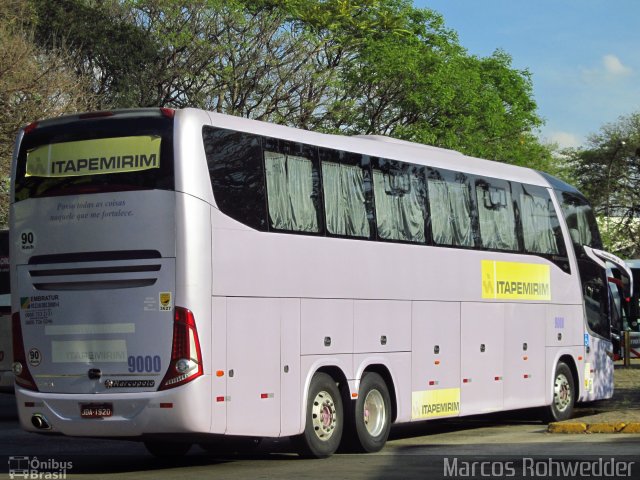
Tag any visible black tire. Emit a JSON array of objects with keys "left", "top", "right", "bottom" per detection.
[
  {"left": 546, "top": 361, "right": 575, "bottom": 422},
  {"left": 143, "top": 441, "right": 191, "bottom": 458},
  {"left": 296, "top": 372, "right": 343, "bottom": 458},
  {"left": 351, "top": 372, "right": 391, "bottom": 453}
]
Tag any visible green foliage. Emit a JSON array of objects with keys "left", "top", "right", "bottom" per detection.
[
  {"left": 565, "top": 111, "right": 640, "bottom": 256},
  {"left": 0, "top": 0, "right": 559, "bottom": 226},
  {"left": 30, "top": 0, "right": 159, "bottom": 108},
  {"left": 0, "top": 0, "right": 95, "bottom": 227}
]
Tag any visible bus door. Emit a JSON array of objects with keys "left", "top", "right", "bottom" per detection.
[{"left": 551, "top": 184, "right": 619, "bottom": 400}]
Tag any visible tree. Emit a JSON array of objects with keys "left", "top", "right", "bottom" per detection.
[
  {"left": 28, "top": 0, "right": 550, "bottom": 167},
  {"left": 0, "top": 0, "right": 95, "bottom": 227},
  {"left": 123, "top": 0, "right": 551, "bottom": 167},
  {"left": 29, "top": 0, "right": 159, "bottom": 109},
  {"left": 565, "top": 111, "right": 640, "bottom": 256}
]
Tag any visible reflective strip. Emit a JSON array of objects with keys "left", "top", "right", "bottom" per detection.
[{"left": 45, "top": 323, "right": 135, "bottom": 335}]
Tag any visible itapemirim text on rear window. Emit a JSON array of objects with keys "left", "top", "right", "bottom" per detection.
[{"left": 26, "top": 136, "right": 162, "bottom": 178}]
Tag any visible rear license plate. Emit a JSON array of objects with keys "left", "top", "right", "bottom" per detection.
[{"left": 80, "top": 403, "right": 113, "bottom": 418}]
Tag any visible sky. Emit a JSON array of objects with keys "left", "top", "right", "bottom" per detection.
[{"left": 413, "top": 0, "right": 640, "bottom": 149}]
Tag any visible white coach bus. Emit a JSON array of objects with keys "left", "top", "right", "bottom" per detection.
[{"left": 9, "top": 108, "right": 630, "bottom": 457}]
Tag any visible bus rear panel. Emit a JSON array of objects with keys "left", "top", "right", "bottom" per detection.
[{"left": 10, "top": 109, "right": 211, "bottom": 436}]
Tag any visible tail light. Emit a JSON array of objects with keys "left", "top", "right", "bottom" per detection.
[
  {"left": 12, "top": 313, "right": 38, "bottom": 391},
  {"left": 23, "top": 122, "right": 39, "bottom": 135},
  {"left": 160, "top": 107, "right": 175, "bottom": 118},
  {"left": 159, "top": 307, "right": 203, "bottom": 390}
]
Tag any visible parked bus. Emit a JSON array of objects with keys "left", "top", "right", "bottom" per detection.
[
  {"left": 613, "top": 259, "right": 640, "bottom": 358},
  {"left": 0, "top": 229, "right": 12, "bottom": 392},
  {"left": 9, "top": 108, "right": 630, "bottom": 457}
]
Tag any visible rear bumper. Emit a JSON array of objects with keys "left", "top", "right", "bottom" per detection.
[{"left": 15, "top": 375, "right": 211, "bottom": 437}]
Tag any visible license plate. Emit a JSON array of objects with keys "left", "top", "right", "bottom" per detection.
[{"left": 80, "top": 403, "right": 113, "bottom": 418}]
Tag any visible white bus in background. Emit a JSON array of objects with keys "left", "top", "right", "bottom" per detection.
[
  {"left": 0, "top": 229, "right": 12, "bottom": 392},
  {"left": 9, "top": 108, "right": 630, "bottom": 458}
]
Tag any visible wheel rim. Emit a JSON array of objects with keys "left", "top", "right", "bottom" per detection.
[
  {"left": 363, "top": 389, "right": 386, "bottom": 437},
  {"left": 553, "top": 372, "right": 572, "bottom": 412},
  {"left": 311, "top": 390, "right": 337, "bottom": 441}
]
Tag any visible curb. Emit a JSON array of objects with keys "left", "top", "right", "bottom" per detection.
[{"left": 548, "top": 421, "right": 640, "bottom": 433}]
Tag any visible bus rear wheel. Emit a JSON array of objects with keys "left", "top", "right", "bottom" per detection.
[
  {"left": 547, "top": 361, "right": 575, "bottom": 422},
  {"left": 296, "top": 372, "right": 343, "bottom": 458},
  {"left": 351, "top": 372, "right": 391, "bottom": 453}
]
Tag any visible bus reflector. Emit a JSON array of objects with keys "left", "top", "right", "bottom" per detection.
[
  {"left": 216, "top": 370, "right": 224, "bottom": 377},
  {"left": 160, "top": 403, "right": 173, "bottom": 409},
  {"left": 11, "top": 313, "right": 38, "bottom": 391},
  {"left": 158, "top": 307, "right": 203, "bottom": 390},
  {"left": 216, "top": 396, "right": 225, "bottom": 402}
]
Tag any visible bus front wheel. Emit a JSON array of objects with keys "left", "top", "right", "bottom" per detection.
[
  {"left": 547, "top": 361, "right": 575, "bottom": 422},
  {"left": 296, "top": 372, "right": 343, "bottom": 458}
]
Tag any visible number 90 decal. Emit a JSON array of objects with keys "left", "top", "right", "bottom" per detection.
[
  {"left": 19, "top": 229, "right": 37, "bottom": 252},
  {"left": 128, "top": 355, "right": 162, "bottom": 373}
]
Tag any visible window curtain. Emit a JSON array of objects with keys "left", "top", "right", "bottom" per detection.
[
  {"left": 476, "top": 186, "right": 517, "bottom": 250},
  {"left": 265, "top": 151, "right": 318, "bottom": 232},
  {"left": 574, "top": 205, "right": 593, "bottom": 246},
  {"left": 520, "top": 193, "right": 559, "bottom": 254},
  {"left": 427, "top": 179, "right": 474, "bottom": 247},
  {"left": 322, "top": 162, "right": 370, "bottom": 237},
  {"left": 373, "top": 170, "right": 425, "bottom": 243}
]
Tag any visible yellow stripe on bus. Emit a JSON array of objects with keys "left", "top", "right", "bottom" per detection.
[
  {"left": 411, "top": 388, "right": 460, "bottom": 419},
  {"left": 481, "top": 260, "right": 551, "bottom": 301}
]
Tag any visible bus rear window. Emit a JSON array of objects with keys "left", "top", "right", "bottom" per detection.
[{"left": 14, "top": 115, "right": 174, "bottom": 201}]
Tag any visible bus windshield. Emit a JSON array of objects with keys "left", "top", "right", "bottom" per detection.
[{"left": 14, "top": 113, "right": 174, "bottom": 200}]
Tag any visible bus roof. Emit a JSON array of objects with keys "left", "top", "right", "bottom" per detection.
[
  {"left": 200, "top": 109, "right": 551, "bottom": 188},
  {"left": 18, "top": 107, "right": 554, "bottom": 190}
]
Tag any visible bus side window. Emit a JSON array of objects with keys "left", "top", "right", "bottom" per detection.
[
  {"left": 203, "top": 126, "right": 267, "bottom": 231},
  {"left": 558, "top": 191, "right": 602, "bottom": 249},
  {"left": 319, "top": 149, "right": 373, "bottom": 239},
  {"left": 372, "top": 159, "right": 428, "bottom": 244},
  {"left": 426, "top": 169, "right": 474, "bottom": 248},
  {"left": 580, "top": 259, "right": 610, "bottom": 339},
  {"left": 519, "top": 186, "right": 560, "bottom": 255},
  {"left": 475, "top": 179, "right": 518, "bottom": 251},
  {"left": 263, "top": 138, "right": 322, "bottom": 234}
]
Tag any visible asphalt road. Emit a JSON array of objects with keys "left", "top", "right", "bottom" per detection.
[{"left": 1, "top": 392, "right": 639, "bottom": 480}]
